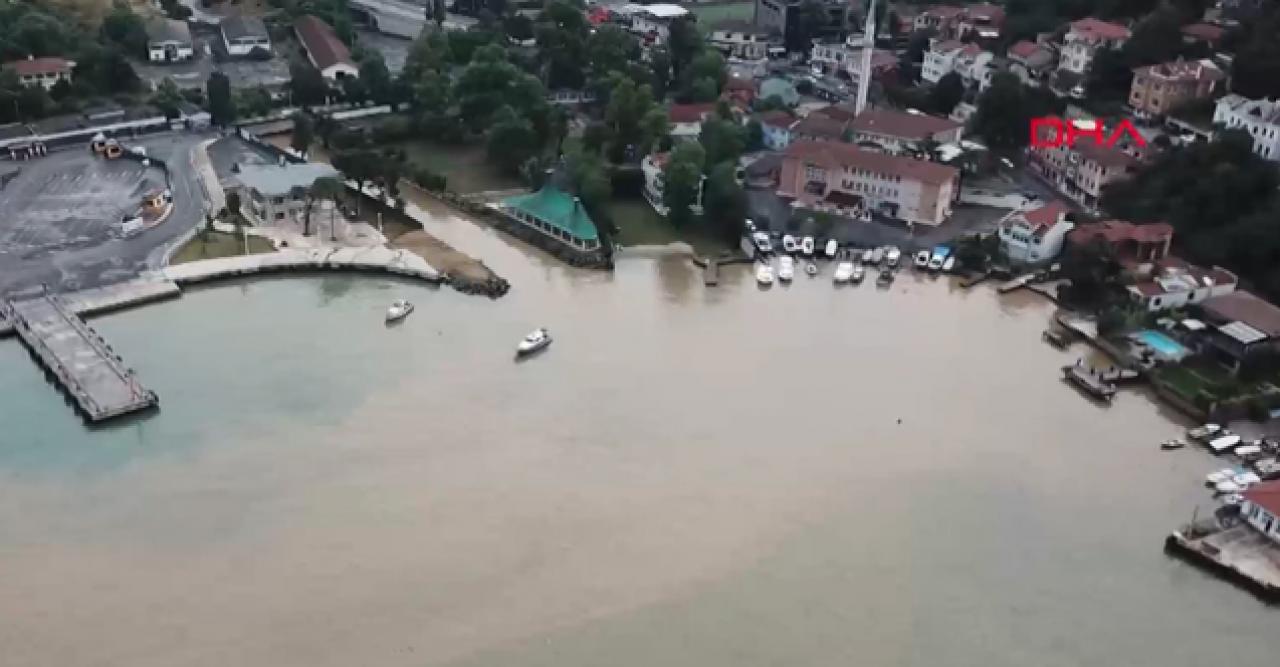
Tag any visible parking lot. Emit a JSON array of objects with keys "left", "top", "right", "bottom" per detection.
[{"left": 0, "top": 152, "right": 164, "bottom": 258}]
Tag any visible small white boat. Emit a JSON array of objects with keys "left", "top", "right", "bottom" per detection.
[
  {"left": 1206, "top": 469, "right": 1234, "bottom": 485},
  {"left": 861, "top": 249, "right": 874, "bottom": 263},
  {"left": 805, "top": 261, "right": 818, "bottom": 276},
  {"left": 516, "top": 328, "right": 552, "bottom": 356},
  {"left": 386, "top": 299, "right": 414, "bottom": 322},
  {"left": 778, "top": 256, "right": 794, "bottom": 281},
  {"left": 833, "top": 261, "right": 854, "bottom": 283},
  {"left": 1233, "top": 471, "right": 1262, "bottom": 487},
  {"left": 1208, "top": 434, "right": 1242, "bottom": 454},
  {"left": 756, "top": 263, "right": 775, "bottom": 285},
  {"left": 1159, "top": 439, "right": 1187, "bottom": 450},
  {"left": 914, "top": 250, "right": 930, "bottom": 268},
  {"left": 870, "top": 247, "right": 885, "bottom": 265},
  {"left": 1215, "top": 480, "right": 1243, "bottom": 494},
  {"left": 824, "top": 239, "right": 838, "bottom": 258},
  {"left": 801, "top": 236, "right": 815, "bottom": 256},
  {"left": 752, "top": 232, "right": 774, "bottom": 254},
  {"left": 851, "top": 263, "right": 865, "bottom": 283},
  {"left": 942, "top": 256, "right": 956, "bottom": 272},
  {"left": 1188, "top": 423, "right": 1222, "bottom": 441},
  {"left": 782, "top": 234, "right": 798, "bottom": 253},
  {"left": 885, "top": 247, "right": 901, "bottom": 267}
]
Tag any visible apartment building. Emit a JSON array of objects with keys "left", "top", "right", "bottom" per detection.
[{"left": 1128, "top": 59, "right": 1224, "bottom": 118}]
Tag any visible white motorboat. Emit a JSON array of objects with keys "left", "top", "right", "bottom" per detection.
[
  {"left": 805, "top": 261, "right": 819, "bottom": 276},
  {"left": 756, "top": 263, "right": 775, "bottom": 285},
  {"left": 751, "top": 232, "right": 773, "bottom": 254},
  {"left": 1215, "top": 480, "right": 1244, "bottom": 494},
  {"left": 833, "top": 261, "right": 854, "bottom": 283},
  {"left": 928, "top": 246, "right": 950, "bottom": 272},
  {"left": 516, "top": 328, "right": 552, "bottom": 356},
  {"left": 778, "top": 256, "right": 794, "bottom": 281},
  {"left": 1233, "top": 471, "right": 1262, "bottom": 487},
  {"left": 851, "top": 263, "right": 865, "bottom": 283},
  {"left": 1188, "top": 423, "right": 1222, "bottom": 441},
  {"left": 1208, "top": 434, "right": 1243, "bottom": 454},
  {"left": 385, "top": 299, "right": 414, "bottom": 322},
  {"left": 1206, "top": 469, "right": 1234, "bottom": 485},
  {"left": 861, "top": 249, "right": 874, "bottom": 263},
  {"left": 942, "top": 256, "right": 956, "bottom": 272},
  {"left": 870, "top": 247, "right": 885, "bottom": 265},
  {"left": 1159, "top": 439, "right": 1187, "bottom": 450},
  {"left": 914, "top": 250, "right": 930, "bottom": 268},
  {"left": 885, "top": 247, "right": 901, "bottom": 267},
  {"left": 824, "top": 239, "right": 838, "bottom": 258},
  {"left": 801, "top": 236, "right": 815, "bottom": 256},
  {"left": 782, "top": 234, "right": 798, "bottom": 253}
]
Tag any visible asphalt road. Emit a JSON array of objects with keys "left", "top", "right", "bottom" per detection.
[{"left": 0, "top": 132, "right": 212, "bottom": 294}]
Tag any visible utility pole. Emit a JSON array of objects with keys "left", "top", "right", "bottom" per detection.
[{"left": 855, "top": 0, "right": 878, "bottom": 116}]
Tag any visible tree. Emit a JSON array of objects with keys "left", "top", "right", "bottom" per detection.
[
  {"left": 332, "top": 149, "right": 382, "bottom": 209},
  {"left": 291, "top": 113, "right": 314, "bottom": 156},
  {"left": 667, "top": 18, "right": 701, "bottom": 78},
  {"left": 898, "top": 29, "right": 934, "bottom": 85},
  {"left": 703, "top": 161, "right": 747, "bottom": 243},
  {"left": 149, "top": 78, "right": 184, "bottom": 118},
  {"left": 289, "top": 62, "right": 329, "bottom": 106},
  {"left": 649, "top": 47, "right": 673, "bottom": 101},
  {"left": 207, "top": 72, "right": 235, "bottom": 127},
  {"left": 486, "top": 105, "right": 539, "bottom": 173},
  {"left": 587, "top": 25, "right": 639, "bottom": 80},
  {"left": 1122, "top": 9, "right": 1186, "bottom": 67},
  {"left": 661, "top": 142, "right": 705, "bottom": 227},
  {"left": 640, "top": 108, "right": 670, "bottom": 155},
  {"left": 1085, "top": 47, "right": 1132, "bottom": 101},
  {"left": 699, "top": 117, "right": 746, "bottom": 168},
  {"left": 605, "top": 78, "right": 657, "bottom": 162},
  {"left": 358, "top": 52, "right": 396, "bottom": 105},
  {"left": 745, "top": 120, "right": 764, "bottom": 152},
  {"left": 304, "top": 176, "right": 346, "bottom": 237},
  {"left": 536, "top": 1, "right": 589, "bottom": 89},
  {"left": 929, "top": 72, "right": 965, "bottom": 115},
  {"left": 225, "top": 191, "right": 243, "bottom": 222},
  {"left": 100, "top": 5, "right": 148, "bottom": 58},
  {"left": 972, "top": 72, "right": 1061, "bottom": 151}
]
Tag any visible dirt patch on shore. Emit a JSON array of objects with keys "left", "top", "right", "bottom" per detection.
[{"left": 391, "top": 230, "right": 496, "bottom": 284}]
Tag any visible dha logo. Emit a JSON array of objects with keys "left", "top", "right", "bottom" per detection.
[{"left": 1029, "top": 117, "right": 1146, "bottom": 149}]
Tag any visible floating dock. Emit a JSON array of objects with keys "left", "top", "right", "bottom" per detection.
[
  {"left": 703, "top": 259, "right": 719, "bottom": 286},
  {"left": 1, "top": 293, "right": 158, "bottom": 422},
  {"left": 1062, "top": 364, "right": 1117, "bottom": 401},
  {"left": 1166, "top": 525, "right": 1280, "bottom": 603}
]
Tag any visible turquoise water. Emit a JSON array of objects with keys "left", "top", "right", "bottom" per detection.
[{"left": 1136, "top": 329, "right": 1189, "bottom": 358}]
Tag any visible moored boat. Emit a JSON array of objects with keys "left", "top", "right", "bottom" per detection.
[
  {"left": 942, "top": 256, "right": 956, "bottom": 272},
  {"left": 386, "top": 299, "right": 414, "bottom": 322},
  {"left": 778, "top": 256, "right": 794, "bottom": 281},
  {"left": 801, "top": 236, "right": 815, "bottom": 256},
  {"left": 751, "top": 232, "right": 773, "bottom": 254},
  {"left": 1160, "top": 439, "right": 1187, "bottom": 450},
  {"left": 885, "top": 246, "right": 901, "bottom": 267},
  {"left": 877, "top": 266, "right": 894, "bottom": 285},
  {"left": 824, "top": 239, "right": 838, "bottom": 258},
  {"left": 1188, "top": 423, "right": 1222, "bottom": 441},
  {"left": 914, "top": 250, "right": 930, "bottom": 269},
  {"left": 870, "top": 247, "right": 885, "bottom": 265},
  {"left": 516, "top": 328, "right": 552, "bottom": 356},
  {"left": 756, "top": 262, "right": 775, "bottom": 285},
  {"left": 851, "top": 263, "right": 865, "bottom": 283},
  {"left": 782, "top": 234, "right": 798, "bottom": 253},
  {"left": 833, "top": 261, "right": 854, "bottom": 283}
]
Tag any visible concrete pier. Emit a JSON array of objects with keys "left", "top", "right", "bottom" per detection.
[{"left": 1, "top": 293, "right": 157, "bottom": 422}]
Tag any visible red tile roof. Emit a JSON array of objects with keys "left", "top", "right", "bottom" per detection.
[
  {"left": 1069, "top": 18, "right": 1131, "bottom": 42},
  {"left": 294, "top": 15, "right": 353, "bottom": 72},
  {"left": 1016, "top": 201, "right": 1071, "bottom": 236},
  {"left": 1008, "top": 41, "right": 1041, "bottom": 59},
  {"left": 962, "top": 3, "right": 1004, "bottom": 23},
  {"left": 1074, "top": 140, "right": 1141, "bottom": 169},
  {"left": 1069, "top": 220, "right": 1173, "bottom": 246},
  {"left": 1243, "top": 480, "right": 1280, "bottom": 516},
  {"left": 1181, "top": 22, "right": 1225, "bottom": 43},
  {"left": 1135, "top": 59, "right": 1224, "bottom": 83},
  {"left": 784, "top": 140, "right": 960, "bottom": 186},
  {"left": 667, "top": 103, "right": 716, "bottom": 124},
  {"left": 850, "top": 108, "right": 961, "bottom": 141},
  {"left": 4, "top": 57, "right": 74, "bottom": 77},
  {"left": 757, "top": 110, "right": 795, "bottom": 129},
  {"left": 792, "top": 113, "right": 848, "bottom": 140}
]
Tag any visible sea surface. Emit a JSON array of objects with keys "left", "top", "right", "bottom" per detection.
[{"left": 0, "top": 197, "right": 1274, "bottom": 666}]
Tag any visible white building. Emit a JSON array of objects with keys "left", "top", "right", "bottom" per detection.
[
  {"left": 998, "top": 201, "right": 1074, "bottom": 265},
  {"left": 1214, "top": 94, "right": 1280, "bottom": 162},
  {"left": 221, "top": 16, "right": 272, "bottom": 57},
  {"left": 295, "top": 15, "right": 358, "bottom": 81},
  {"left": 1058, "top": 17, "right": 1129, "bottom": 75},
  {"left": 146, "top": 18, "right": 195, "bottom": 63},
  {"left": 708, "top": 23, "right": 769, "bottom": 60},
  {"left": 1127, "top": 259, "right": 1238, "bottom": 312},
  {"left": 232, "top": 161, "right": 341, "bottom": 224},
  {"left": 922, "top": 40, "right": 975, "bottom": 85},
  {"left": 641, "top": 152, "right": 705, "bottom": 216},
  {"left": 1241, "top": 481, "right": 1280, "bottom": 545},
  {"left": 3, "top": 56, "right": 75, "bottom": 90},
  {"left": 953, "top": 47, "right": 994, "bottom": 90},
  {"left": 627, "top": 4, "right": 689, "bottom": 43}
]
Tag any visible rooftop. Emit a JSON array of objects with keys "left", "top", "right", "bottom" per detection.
[
  {"left": 667, "top": 103, "right": 716, "bottom": 124},
  {"left": 919, "top": 5, "right": 965, "bottom": 19},
  {"left": 221, "top": 15, "right": 269, "bottom": 41},
  {"left": 963, "top": 3, "right": 1005, "bottom": 22},
  {"left": 1201, "top": 290, "right": 1280, "bottom": 339},
  {"left": 294, "top": 15, "right": 354, "bottom": 71},
  {"left": 757, "top": 110, "right": 796, "bottom": 129},
  {"left": 503, "top": 185, "right": 599, "bottom": 241},
  {"left": 1008, "top": 40, "right": 1050, "bottom": 61},
  {"left": 785, "top": 140, "right": 960, "bottom": 186},
  {"left": 235, "top": 161, "right": 340, "bottom": 196},
  {"left": 1069, "top": 17, "right": 1131, "bottom": 42},
  {"left": 147, "top": 17, "right": 192, "bottom": 45},
  {"left": 1135, "top": 59, "right": 1224, "bottom": 83},
  {"left": 1074, "top": 140, "right": 1141, "bottom": 169},
  {"left": 791, "top": 114, "right": 848, "bottom": 140},
  {"left": 849, "top": 108, "right": 962, "bottom": 141},
  {"left": 1069, "top": 220, "right": 1173, "bottom": 246},
  {"left": 1130, "top": 257, "right": 1237, "bottom": 297},
  {"left": 1217, "top": 95, "right": 1280, "bottom": 124},
  {"left": 640, "top": 3, "right": 688, "bottom": 19},
  {"left": 1243, "top": 479, "right": 1280, "bottom": 516},
  {"left": 930, "top": 40, "right": 966, "bottom": 54},
  {"left": 4, "top": 56, "right": 75, "bottom": 77},
  {"left": 1010, "top": 201, "right": 1071, "bottom": 237}
]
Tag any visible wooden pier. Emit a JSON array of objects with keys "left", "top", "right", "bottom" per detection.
[
  {"left": 1, "top": 293, "right": 157, "bottom": 422},
  {"left": 703, "top": 258, "right": 719, "bottom": 286},
  {"left": 1062, "top": 363, "right": 1117, "bottom": 401}
]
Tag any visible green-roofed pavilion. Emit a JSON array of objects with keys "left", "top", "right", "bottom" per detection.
[{"left": 500, "top": 185, "right": 601, "bottom": 252}]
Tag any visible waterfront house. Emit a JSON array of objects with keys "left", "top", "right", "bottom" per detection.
[
  {"left": 758, "top": 110, "right": 796, "bottom": 150},
  {"left": 231, "top": 161, "right": 340, "bottom": 224},
  {"left": 913, "top": 5, "right": 965, "bottom": 36},
  {"left": 778, "top": 140, "right": 959, "bottom": 226},
  {"left": 922, "top": 40, "right": 969, "bottom": 85},
  {"left": 953, "top": 3, "right": 1004, "bottom": 42},
  {"left": 641, "top": 152, "right": 708, "bottom": 216},
  {"left": 1007, "top": 40, "right": 1055, "bottom": 86},
  {"left": 668, "top": 103, "right": 716, "bottom": 142},
  {"left": 848, "top": 108, "right": 963, "bottom": 155},
  {"left": 1126, "top": 257, "right": 1237, "bottom": 312},
  {"left": 1241, "top": 480, "right": 1280, "bottom": 545},
  {"left": 295, "top": 15, "right": 357, "bottom": 81},
  {"left": 1128, "top": 59, "right": 1224, "bottom": 119},
  {"left": 1058, "top": 18, "right": 1130, "bottom": 75},
  {"left": 498, "top": 184, "right": 602, "bottom": 254},
  {"left": 708, "top": 21, "right": 770, "bottom": 60},
  {"left": 1067, "top": 220, "right": 1173, "bottom": 266},
  {"left": 1028, "top": 131, "right": 1140, "bottom": 212},
  {"left": 790, "top": 112, "right": 848, "bottom": 143},
  {"left": 147, "top": 18, "right": 195, "bottom": 63},
  {"left": 1198, "top": 290, "right": 1280, "bottom": 372},
  {"left": 221, "top": 16, "right": 272, "bottom": 57},
  {"left": 3, "top": 56, "right": 75, "bottom": 91},
  {"left": 997, "top": 201, "right": 1074, "bottom": 265},
  {"left": 1214, "top": 95, "right": 1280, "bottom": 162},
  {"left": 627, "top": 4, "right": 689, "bottom": 44}
]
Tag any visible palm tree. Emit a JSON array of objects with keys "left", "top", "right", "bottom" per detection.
[{"left": 303, "top": 177, "right": 345, "bottom": 237}]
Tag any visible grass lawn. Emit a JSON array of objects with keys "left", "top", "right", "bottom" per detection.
[
  {"left": 608, "top": 198, "right": 727, "bottom": 255},
  {"left": 171, "top": 231, "right": 275, "bottom": 265},
  {"left": 690, "top": 2, "right": 755, "bottom": 27},
  {"left": 400, "top": 141, "right": 524, "bottom": 195}
]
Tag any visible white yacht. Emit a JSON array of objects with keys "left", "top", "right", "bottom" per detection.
[
  {"left": 870, "top": 247, "right": 885, "bottom": 265},
  {"left": 885, "top": 247, "right": 901, "bottom": 267},
  {"left": 385, "top": 299, "right": 414, "bottom": 322},
  {"left": 824, "top": 239, "right": 838, "bottom": 258},
  {"left": 801, "top": 236, "right": 815, "bottom": 256},
  {"left": 861, "top": 248, "right": 874, "bottom": 263},
  {"left": 516, "top": 328, "right": 552, "bottom": 356},
  {"left": 782, "top": 234, "right": 798, "bottom": 253},
  {"left": 752, "top": 232, "right": 773, "bottom": 254},
  {"left": 756, "top": 262, "right": 775, "bottom": 285},
  {"left": 778, "top": 256, "right": 794, "bottom": 281},
  {"left": 914, "top": 250, "right": 930, "bottom": 268},
  {"left": 942, "top": 256, "right": 956, "bottom": 273},
  {"left": 833, "top": 261, "right": 854, "bottom": 283},
  {"left": 851, "top": 263, "right": 865, "bottom": 283}
]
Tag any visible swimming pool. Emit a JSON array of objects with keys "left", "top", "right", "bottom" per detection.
[{"left": 1135, "top": 330, "right": 1189, "bottom": 359}]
